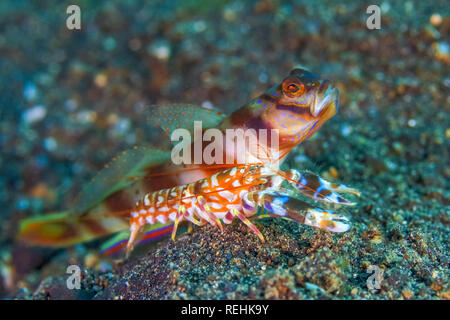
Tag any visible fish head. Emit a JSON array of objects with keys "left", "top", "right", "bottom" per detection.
[
  {"left": 225, "top": 68, "right": 340, "bottom": 163},
  {"left": 260, "top": 68, "right": 339, "bottom": 142}
]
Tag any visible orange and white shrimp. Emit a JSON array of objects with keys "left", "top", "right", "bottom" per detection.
[{"left": 126, "top": 163, "right": 359, "bottom": 255}]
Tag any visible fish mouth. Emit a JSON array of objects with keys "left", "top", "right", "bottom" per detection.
[{"left": 310, "top": 80, "right": 340, "bottom": 118}]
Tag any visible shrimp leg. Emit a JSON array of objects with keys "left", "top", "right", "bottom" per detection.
[
  {"left": 171, "top": 205, "right": 186, "bottom": 241},
  {"left": 126, "top": 223, "right": 142, "bottom": 257},
  {"left": 197, "top": 195, "right": 224, "bottom": 232},
  {"left": 171, "top": 203, "right": 208, "bottom": 241},
  {"left": 229, "top": 208, "right": 265, "bottom": 242}
]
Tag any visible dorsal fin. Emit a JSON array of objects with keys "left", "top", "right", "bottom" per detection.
[
  {"left": 71, "top": 146, "right": 171, "bottom": 215},
  {"left": 148, "top": 104, "right": 227, "bottom": 136}
]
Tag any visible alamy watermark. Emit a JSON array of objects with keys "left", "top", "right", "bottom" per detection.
[
  {"left": 366, "top": 265, "right": 383, "bottom": 290},
  {"left": 366, "top": 5, "right": 381, "bottom": 30},
  {"left": 66, "top": 265, "right": 81, "bottom": 289},
  {"left": 170, "top": 121, "right": 281, "bottom": 168},
  {"left": 66, "top": 5, "right": 81, "bottom": 30},
  {"left": 66, "top": 5, "right": 380, "bottom": 34}
]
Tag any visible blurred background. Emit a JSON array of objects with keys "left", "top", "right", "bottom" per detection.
[{"left": 0, "top": 0, "right": 448, "bottom": 299}]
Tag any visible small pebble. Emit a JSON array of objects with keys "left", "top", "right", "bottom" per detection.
[
  {"left": 430, "top": 14, "right": 442, "bottom": 26},
  {"left": 94, "top": 73, "right": 108, "bottom": 88},
  {"left": 23, "top": 105, "right": 46, "bottom": 124}
]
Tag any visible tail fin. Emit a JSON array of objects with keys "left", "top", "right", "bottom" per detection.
[{"left": 17, "top": 211, "right": 128, "bottom": 247}]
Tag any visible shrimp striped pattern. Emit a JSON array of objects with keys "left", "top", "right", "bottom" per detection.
[
  {"left": 126, "top": 163, "right": 360, "bottom": 255},
  {"left": 127, "top": 165, "right": 268, "bottom": 253}
]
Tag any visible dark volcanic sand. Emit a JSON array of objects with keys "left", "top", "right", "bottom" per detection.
[{"left": 0, "top": 0, "right": 448, "bottom": 299}]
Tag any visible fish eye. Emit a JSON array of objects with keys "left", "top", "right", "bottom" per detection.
[{"left": 282, "top": 78, "right": 305, "bottom": 98}]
